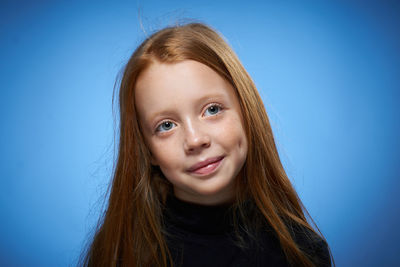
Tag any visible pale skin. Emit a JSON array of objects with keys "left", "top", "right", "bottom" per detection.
[{"left": 135, "top": 60, "right": 248, "bottom": 205}]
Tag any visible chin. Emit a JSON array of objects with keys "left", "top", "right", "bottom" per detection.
[{"left": 193, "top": 183, "right": 235, "bottom": 200}]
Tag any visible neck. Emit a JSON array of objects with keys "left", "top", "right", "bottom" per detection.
[{"left": 163, "top": 194, "right": 236, "bottom": 235}]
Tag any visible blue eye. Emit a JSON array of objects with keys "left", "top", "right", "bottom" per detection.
[
  {"left": 204, "top": 105, "right": 222, "bottom": 116},
  {"left": 156, "top": 121, "right": 176, "bottom": 132}
]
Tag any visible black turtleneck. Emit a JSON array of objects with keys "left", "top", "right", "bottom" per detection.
[{"left": 162, "top": 195, "right": 331, "bottom": 267}]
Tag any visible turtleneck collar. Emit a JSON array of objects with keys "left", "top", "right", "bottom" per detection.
[{"left": 163, "top": 194, "right": 236, "bottom": 236}]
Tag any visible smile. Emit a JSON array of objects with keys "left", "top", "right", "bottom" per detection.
[{"left": 187, "top": 156, "right": 224, "bottom": 176}]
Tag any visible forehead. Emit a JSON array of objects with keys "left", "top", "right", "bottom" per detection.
[{"left": 134, "top": 60, "right": 238, "bottom": 119}]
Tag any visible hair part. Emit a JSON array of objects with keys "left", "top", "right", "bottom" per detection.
[{"left": 81, "top": 22, "right": 333, "bottom": 267}]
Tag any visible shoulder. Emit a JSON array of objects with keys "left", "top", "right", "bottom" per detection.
[{"left": 290, "top": 224, "right": 331, "bottom": 267}]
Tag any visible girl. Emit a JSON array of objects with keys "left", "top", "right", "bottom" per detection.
[{"left": 82, "top": 22, "right": 333, "bottom": 267}]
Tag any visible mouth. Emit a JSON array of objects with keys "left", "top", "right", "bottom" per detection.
[{"left": 187, "top": 156, "right": 224, "bottom": 176}]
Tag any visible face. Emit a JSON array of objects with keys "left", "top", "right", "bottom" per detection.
[{"left": 135, "top": 60, "right": 248, "bottom": 205}]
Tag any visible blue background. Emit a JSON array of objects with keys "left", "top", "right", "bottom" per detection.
[{"left": 1, "top": 0, "right": 399, "bottom": 266}]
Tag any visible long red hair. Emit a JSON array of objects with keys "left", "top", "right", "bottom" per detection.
[{"left": 81, "top": 22, "right": 332, "bottom": 267}]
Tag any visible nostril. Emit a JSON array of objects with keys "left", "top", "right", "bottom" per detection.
[
  {"left": 201, "top": 142, "right": 210, "bottom": 148},
  {"left": 184, "top": 137, "right": 211, "bottom": 153}
]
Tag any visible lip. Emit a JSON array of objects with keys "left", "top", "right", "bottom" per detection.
[{"left": 187, "top": 156, "right": 224, "bottom": 175}]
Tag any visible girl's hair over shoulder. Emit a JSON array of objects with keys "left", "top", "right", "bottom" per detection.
[{"left": 81, "top": 22, "right": 333, "bottom": 267}]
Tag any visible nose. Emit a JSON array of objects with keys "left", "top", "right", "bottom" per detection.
[{"left": 183, "top": 120, "right": 211, "bottom": 154}]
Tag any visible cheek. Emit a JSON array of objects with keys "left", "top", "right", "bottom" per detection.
[
  {"left": 219, "top": 116, "right": 248, "bottom": 155},
  {"left": 149, "top": 138, "right": 182, "bottom": 172}
]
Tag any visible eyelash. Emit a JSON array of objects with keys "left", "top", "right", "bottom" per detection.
[
  {"left": 154, "top": 103, "right": 224, "bottom": 133},
  {"left": 155, "top": 120, "right": 176, "bottom": 133},
  {"left": 203, "top": 103, "right": 223, "bottom": 117}
]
